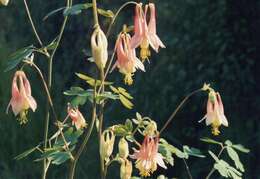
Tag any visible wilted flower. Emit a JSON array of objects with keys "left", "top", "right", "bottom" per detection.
[
  {"left": 118, "top": 137, "right": 129, "bottom": 159},
  {"left": 113, "top": 33, "right": 145, "bottom": 85},
  {"left": 201, "top": 91, "right": 228, "bottom": 135},
  {"left": 67, "top": 105, "right": 87, "bottom": 130},
  {"left": 91, "top": 27, "right": 108, "bottom": 69},
  {"left": 120, "top": 159, "right": 132, "bottom": 179},
  {"left": 100, "top": 130, "right": 115, "bottom": 163},
  {"left": 130, "top": 3, "right": 165, "bottom": 61},
  {"left": 131, "top": 135, "right": 167, "bottom": 177},
  {"left": 6, "top": 71, "right": 37, "bottom": 124},
  {"left": 0, "top": 0, "right": 9, "bottom": 6}
]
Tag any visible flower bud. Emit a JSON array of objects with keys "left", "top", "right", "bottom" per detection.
[
  {"left": 118, "top": 137, "right": 129, "bottom": 159},
  {"left": 0, "top": 0, "right": 9, "bottom": 6},
  {"left": 91, "top": 27, "right": 108, "bottom": 69},
  {"left": 100, "top": 130, "right": 115, "bottom": 162},
  {"left": 120, "top": 160, "right": 132, "bottom": 179}
]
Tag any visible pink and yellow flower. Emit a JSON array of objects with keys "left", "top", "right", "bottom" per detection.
[
  {"left": 130, "top": 3, "right": 165, "bottom": 61},
  {"left": 67, "top": 106, "right": 87, "bottom": 130},
  {"left": 201, "top": 91, "right": 228, "bottom": 135},
  {"left": 131, "top": 135, "right": 167, "bottom": 177},
  {"left": 113, "top": 33, "right": 145, "bottom": 85},
  {"left": 6, "top": 71, "right": 37, "bottom": 123}
]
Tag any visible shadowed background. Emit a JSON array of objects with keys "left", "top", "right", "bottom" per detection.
[{"left": 0, "top": 0, "right": 259, "bottom": 178}]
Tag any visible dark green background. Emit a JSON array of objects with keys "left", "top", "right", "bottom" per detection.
[{"left": 0, "top": 0, "right": 259, "bottom": 178}]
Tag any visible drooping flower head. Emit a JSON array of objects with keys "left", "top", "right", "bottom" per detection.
[
  {"left": 130, "top": 3, "right": 165, "bottom": 61},
  {"left": 91, "top": 27, "right": 108, "bottom": 69},
  {"left": 100, "top": 130, "right": 115, "bottom": 163},
  {"left": 113, "top": 33, "right": 145, "bottom": 85},
  {"left": 6, "top": 71, "right": 37, "bottom": 124},
  {"left": 201, "top": 91, "right": 228, "bottom": 135},
  {"left": 67, "top": 105, "right": 87, "bottom": 130},
  {"left": 131, "top": 135, "right": 167, "bottom": 177},
  {"left": 0, "top": 0, "right": 9, "bottom": 6},
  {"left": 120, "top": 159, "right": 133, "bottom": 179}
]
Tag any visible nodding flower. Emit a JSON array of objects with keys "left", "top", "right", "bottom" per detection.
[
  {"left": 0, "top": 0, "right": 9, "bottom": 6},
  {"left": 112, "top": 33, "right": 145, "bottom": 85},
  {"left": 130, "top": 3, "right": 165, "bottom": 62},
  {"left": 67, "top": 106, "right": 87, "bottom": 130},
  {"left": 91, "top": 27, "right": 108, "bottom": 69},
  {"left": 6, "top": 71, "right": 37, "bottom": 124},
  {"left": 200, "top": 91, "right": 228, "bottom": 135},
  {"left": 131, "top": 135, "right": 167, "bottom": 177}
]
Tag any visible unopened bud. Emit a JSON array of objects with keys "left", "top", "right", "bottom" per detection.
[
  {"left": 120, "top": 160, "right": 132, "bottom": 179},
  {"left": 91, "top": 27, "right": 108, "bottom": 69},
  {"left": 118, "top": 138, "right": 129, "bottom": 159},
  {"left": 100, "top": 130, "right": 115, "bottom": 162}
]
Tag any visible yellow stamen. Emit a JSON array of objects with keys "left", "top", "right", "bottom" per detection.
[
  {"left": 140, "top": 39, "right": 151, "bottom": 62},
  {"left": 124, "top": 73, "right": 133, "bottom": 85},
  {"left": 211, "top": 119, "right": 221, "bottom": 136},
  {"left": 18, "top": 110, "right": 28, "bottom": 125}
]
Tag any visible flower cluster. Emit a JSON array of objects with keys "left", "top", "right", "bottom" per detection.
[{"left": 114, "top": 3, "right": 165, "bottom": 85}]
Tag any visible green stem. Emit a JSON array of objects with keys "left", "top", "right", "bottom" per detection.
[
  {"left": 42, "top": 0, "right": 71, "bottom": 178},
  {"left": 68, "top": 88, "right": 97, "bottom": 179},
  {"left": 159, "top": 89, "right": 202, "bottom": 134},
  {"left": 183, "top": 159, "right": 193, "bottom": 179}
]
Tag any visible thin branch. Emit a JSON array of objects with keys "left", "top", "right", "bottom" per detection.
[{"left": 183, "top": 159, "right": 193, "bottom": 179}]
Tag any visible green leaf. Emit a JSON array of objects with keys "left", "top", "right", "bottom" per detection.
[
  {"left": 43, "top": 7, "right": 66, "bottom": 20},
  {"left": 118, "top": 87, "right": 133, "bottom": 99},
  {"left": 119, "top": 94, "right": 133, "bottom": 109},
  {"left": 71, "top": 96, "right": 88, "bottom": 107},
  {"left": 226, "top": 146, "right": 244, "bottom": 172},
  {"left": 214, "top": 162, "right": 229, "bottom": 177},
  {"left": 232, "top": 144, "right": 250, "bottom": 153},
  {"left": 63, "top": 3, "right": 92, "bottom": 16},
  {"left": 125, "top": 119, "right": 133, "bottom": 132},
  {"left": 112, "top": 124, "right": 129, "bottom": 136},
  {"left": 158, "top": 145, "right": 174, "bottom": 166},
  {"left": 76, "top": 73, "right": 113, "bottom": 86},
  {"left": 159, "top": 139, "right": 188, "bottom": 159},
  {"left": 97, "top": 8, "right": 114, "bottom": 18},
  {"left": 225, "top": 140, "right": 233, "bottom": 146},
  {"left": 14, "top": 145, "right": 40, "bottom": 160},
  {"left": 51, "top": 152, "right": 72, "bottom": 165},
  {"left": 5, "top": 45, "right": 35, "bottom": 72},
  {"left": 183, "top": 145, "right": 206, "bottom": 158},
  {"left": 54, "top": 128, "right": 83, "bottom": 148},
  {"left": 200, "top": 137, "right": 222, "bottom": 145},
  {"left": 208, "top": 150, "right": 219, "bottom": 162}
]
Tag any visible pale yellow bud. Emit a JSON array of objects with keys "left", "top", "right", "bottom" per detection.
[
  {"left": 0, "top": 0, "right": 9, "bottom": 6},
  {"left": 100, "top": 130, "right": 115, "bottom": 162},
  {"left": 91, "top": 27, "right": 108, "bottom": 69},
  {"left": 118, "top": 138, "right": 129, "bottom": 159},
  {"left": 120, "top": 160, "right": 132, "bottom": 179}
]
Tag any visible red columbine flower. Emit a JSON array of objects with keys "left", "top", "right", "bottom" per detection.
[
  {"left": 67, "top": 106, "right": 87, "bottom": 130},
  {"left": 6, "top": 71, "right": 37, "bottom": 123},
  {"left": 131, "top": 135, "right": 167, "bottom": 177},
  {"left": 201, "top": 91, "right": 228, "bottom": 135},
  {"left": 112, "top": 33, "right": 145, "bottom": 85},
  {"left": 130, "top": 3, "right": 165, "bottom": 61}
]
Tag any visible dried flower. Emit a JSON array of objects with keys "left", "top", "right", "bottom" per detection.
[
  {"left": 130, "top": 3, "right": 165, "bottom": 61},
  {"left": 131, "top": 136, "right": 167, "bottom": 177},
  {"left": 120, "top": 159, "right": 132, "bottom": 179},
  {"left": 100, "top": 130, "right": 115, "bottom": 163},
  {"left": 201, "top": 91, "right": 228, "bottom": 135},
  {"left": 67, "top": 105, "right": 87, "bottom": 130},
  {"left": 0, "top": 0, "right": 9, "bottom": 6},
  {"left": 6, "top": 71, "right": 37, "bottom": 124},
  {"left": 91, "top": 27, "right": 108, "bottom": 69},
  {"left": 113, "top": 33, "right": 145, "bottom": 85}
]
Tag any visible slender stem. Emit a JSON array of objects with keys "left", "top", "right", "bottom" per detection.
[
  {"left": 159, "top": 89, "right": 202, "bottom": 134},
  {"left": 42, "top": 0, "right": 71, "bottom": 178},
  {"left": 106, "top": 1, "right": 137, "bottom": 37},
  {"left": 68, "top": 88, "right": 97, "bottom": 179},
  {"left": 205, "top": 146, "right": 225, "bottom": 179},
  {"left": 23, "top": 0, "right": 43, "bottom": 47},
  {"left": 183, "top": 159, "right": 193, "bottom": 179},
  {"left": 92, "top": 0, "right": 99, "bottom": 27}
]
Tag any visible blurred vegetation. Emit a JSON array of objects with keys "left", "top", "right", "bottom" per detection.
[{"left": 0, "top": 0, "right": 259, "bottom": 178}]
